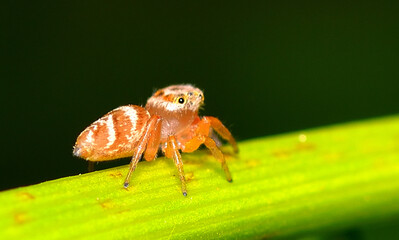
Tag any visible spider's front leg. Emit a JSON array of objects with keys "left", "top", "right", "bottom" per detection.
[
  {"left": 165, "top": 135, "right": 187, "bottom": 196},
  {"left": 203, "top": 116, "right": 238, "bottom": 153},
  {"left": 203, "top": 137, "right": 232, "bottom": 182},
  {"left": 181, "top": 118, "right": 233, "bottom": 182}
]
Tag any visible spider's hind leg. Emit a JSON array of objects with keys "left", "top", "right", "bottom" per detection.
[
  {"left": 88, "top": 161, "right": 95, "bottom": 172},
  {"left": 124, "top": 115, "right": 162, "bottom": 188}
]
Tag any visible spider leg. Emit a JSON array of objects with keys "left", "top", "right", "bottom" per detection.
[
  {"left": 204, "top": 136, "right": 233, "bottom": 182},
  {"left": 123, "top": 115, "right": 161, "bottom": 188},
  {"left": 209, "top": 129, "right": 222, "bottom": 147},
  {"left": 144, "top": 117, "right": 162, "bottom": 161},
  {"left": 203, "top": 116, "right": 238, "bottom": 153},
  {"left": 181, "top": 135, "right": 205, "bottom": 152},
  {"left": 166, "top": 135, "right": 187, "bottom": 196},
  {"left": 181, "top": 118, "right": 233, "bottom": 182},
  {"left": 88, "top": 161, "right": 95, "bottom": 172}
]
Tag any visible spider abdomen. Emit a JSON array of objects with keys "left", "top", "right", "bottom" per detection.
[{"left": 73, "top": 105, "right": 150, "bottom": 161}]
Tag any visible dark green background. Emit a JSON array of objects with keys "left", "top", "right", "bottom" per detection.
[{"left": 3, "top": 1, "right": 399, "bottom": 193}]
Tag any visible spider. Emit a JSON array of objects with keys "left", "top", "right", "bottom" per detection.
[{"left": 73, "top": 84, "right": 238, "bottom": 196}]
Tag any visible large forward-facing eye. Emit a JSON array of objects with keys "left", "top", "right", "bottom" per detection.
[{"left": 178, "top": 97, "right": 185, "bottom": 104}]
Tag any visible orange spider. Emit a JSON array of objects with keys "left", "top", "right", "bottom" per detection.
[{"left": 73, "top": 84, "right": 238, "bottom": 196}]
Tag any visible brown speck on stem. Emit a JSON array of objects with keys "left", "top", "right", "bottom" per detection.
[
  {"left": 185, "top": 172, "right": 195, "bottom": 182},
  {"left": 17, "top": 192, "right": 35, "bottom": 201},
  {"left": 246, "top": 159, "right": 260, "bottom": 168},
  {"left": 98, "top": 199, "right": 113, "bottom": 209},
  {"left": 296, "top": 142, "right": 316, "bottom": 151},
  {"left": 272, "top": 150, "right": 291, "bottom": 159},
  {"left": 14, "top": 212, "right": 29, "bottom": 225},
  {"left": 109, "top": 171, "right": 123, "bottom": 178}
]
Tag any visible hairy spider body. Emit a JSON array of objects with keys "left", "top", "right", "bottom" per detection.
[{"left": 73, "top": 84, "right": 238, "bottom": 196}]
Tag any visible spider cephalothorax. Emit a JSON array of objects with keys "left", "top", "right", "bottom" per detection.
[
  {"left": 146, "top": 84, "right": 204, "bottom": 112},
  {"left": 74, "top": 84, "right": 237, "bottom": 196}
]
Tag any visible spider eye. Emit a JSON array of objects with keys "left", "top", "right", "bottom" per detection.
[{"left": 178, "top": 97, "right": 185, "bottom": 104}]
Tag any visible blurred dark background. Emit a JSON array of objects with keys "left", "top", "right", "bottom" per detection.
[{"left": 2, "top": 1, "right": 399, "bottom": 191}]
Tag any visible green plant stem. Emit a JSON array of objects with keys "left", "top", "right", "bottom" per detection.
[{"left": 1, "top": 115, "right": 399, "bottom": 239}]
